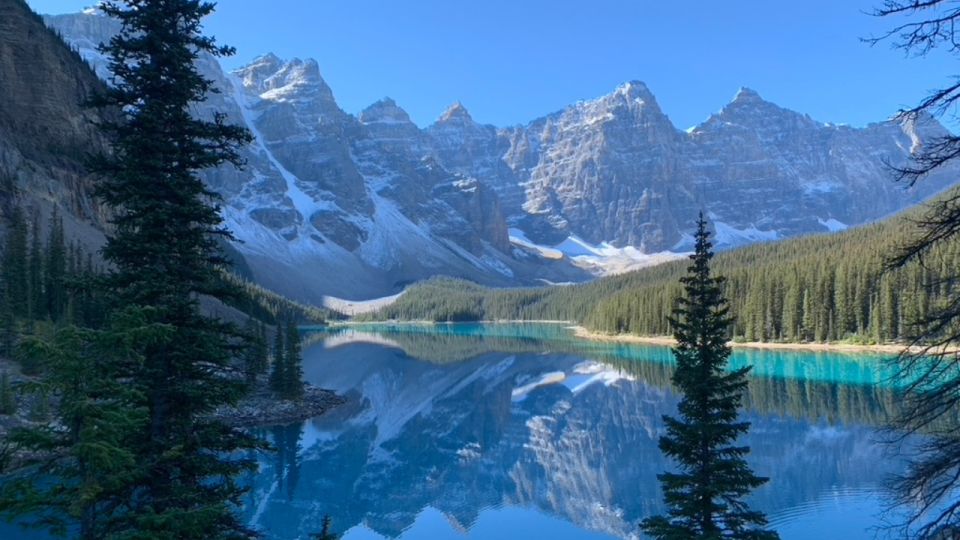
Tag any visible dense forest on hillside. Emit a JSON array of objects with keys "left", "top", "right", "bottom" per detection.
[
  {"left": 365, "top": 194, "right": 957, "bottom": 344},
  {"left": 0, "top": 202, "right": 327, "bottom": 380}
]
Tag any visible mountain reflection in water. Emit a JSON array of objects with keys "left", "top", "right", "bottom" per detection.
[{"left": 242, "top": 323, "right": 908, "bottom": 540}]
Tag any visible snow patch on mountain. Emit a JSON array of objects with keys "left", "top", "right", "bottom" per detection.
[
  {"left": 509, "top": 229, "right": 564, "bottom": 259},
  {"left": 509, "top": 229, "right": 683, "bottom": 276},
  {"left": 322, "top": 292, "right": 405, "bottom": 316},
  {"left": 818, "top": 218, "right": 848, "bottom": 232},
  {"left": 43, "top": 9, "right": 960, "bottom": 302},
  {"left": 712, "top": 221, "right": 780, "bottom": 247},
  {"left": 230, "top": 75, "right": 324, "bottom": 222}
]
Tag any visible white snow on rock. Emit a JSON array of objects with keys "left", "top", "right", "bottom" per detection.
[
  {"left": 510, "top": 229, "right": 684, "bottom": 276},
  {"left": 818, "top": 218, "right": 848, "bottom": 232}
]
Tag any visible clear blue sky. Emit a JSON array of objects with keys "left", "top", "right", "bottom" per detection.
[{"left": 25, "top": 0, "right": 959, "bottom": 129}]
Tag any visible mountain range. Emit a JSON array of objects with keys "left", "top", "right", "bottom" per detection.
[{"left": 20, "top": 8, "right": 960, "bottom": 303}]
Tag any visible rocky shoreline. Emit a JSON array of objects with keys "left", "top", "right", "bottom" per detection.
[{"left": 212, "top": 383, "right": 345, "bottom": 428}]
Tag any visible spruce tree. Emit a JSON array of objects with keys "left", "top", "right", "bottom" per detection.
[
  {"left": 283, "top": 319, "right": 304, "bottom": 401},
  {"left": 0, "top": 309, "right": 159, "bottom": 539},
  {"left": 86, "top": 0, "right": 260, "bottom": 537},
  {"left": 242, "top": 318, "right": 268, "bottom": 383},
  {"left": 0, "top": 371, "right": 14, "bottom": 415},
  {"left": 3, "top": 207, "right": 29, "bottom": 319},
  {"left": 45, "top": 208, "right": 66, "bottom": 322},
  {"left": 0, "top": 285, "right": 14, "bottom": 359},
  {"left": 27, "top": 213, "right": 43, "bottom": 322},
  {"left": 641, "top": 214, "right": 777, "bottom": 540},
  {"left": 270, "top": 322, "right": 286, "bottom": 396}
]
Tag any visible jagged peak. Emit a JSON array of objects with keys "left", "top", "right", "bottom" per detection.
[
  {"left": 359, "top": 97, "right": 413, "bottom": 124},
  {"left": 247, "top": 52, "right": 283, "bottom": 71},
  {"left": 235, "top": 54, "right": 335, "bottom": 104},
  {"left": 284, "top": 57, "right": 322, "bottom": 80},
  {"left": 732, "top": 86, "right": 763, "bottom": 103},
  {"left": 689, "top": 86, "right": 815, "bottom": 133},
  {"left": 594, "top": 79, "right": 660, "bottom": 110},
  {"left": 438, "top": 101, "right": 473, "bottom": 123},
  {"left": 615, "top": 80, "right": 654, "bottom": 99},
  {"left": 238, "top": 54, "right": 321, "bottom": 81},
  {"left": 253, "top": 52, "right": 282, "bottom": 64}
]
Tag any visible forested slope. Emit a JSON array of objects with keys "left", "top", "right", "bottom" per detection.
[{"left": 366, "top": 194, "right": 958, "bottom": 344}]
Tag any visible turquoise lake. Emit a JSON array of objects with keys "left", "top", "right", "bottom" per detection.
[{"left": 239, "top": 323, "right": 913, "bottom": 540}]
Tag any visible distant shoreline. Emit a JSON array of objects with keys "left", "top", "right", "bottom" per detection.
[
  {"left": 321, "top": 319, "right": 932, "bottom": 355},
  {"left": 570, "top": 326, "right": 914, "bottom": 354},
  {"left": 323, "top": 319, "right": 575, "bottom": 327}
]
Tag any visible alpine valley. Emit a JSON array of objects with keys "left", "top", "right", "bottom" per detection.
[{"left": 34, "top": 9, "right": 960, "bottom": 303}]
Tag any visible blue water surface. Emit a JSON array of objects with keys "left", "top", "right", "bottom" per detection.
[{"left": 240, "top": 323, "right": 911, "bottom": 540}]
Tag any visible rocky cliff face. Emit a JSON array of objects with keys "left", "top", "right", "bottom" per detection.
[
  {"left": 36, "top": 8, "right": 960, "bottom": 301},
  {"left": 0, "top": 1, "right": 108, "bottom": 249},
  {"left": 44, "top": 11, "right": 588, "bottom": 302},
  {"left": 428, "top": 82, "right": 958, "bottom": 251}
]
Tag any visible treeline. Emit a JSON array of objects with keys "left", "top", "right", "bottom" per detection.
[
  {"left": 224, "top": 272, "right": 334, "bottom": 325},
  {"left": 0, "top": 207, "right": 104, "bottom": 363},
  {"left": 368, "top": 196, "right": 956, "bottom": 344},
  {"left": 0, "top": 203, "right": 317, "bottom": 401}
]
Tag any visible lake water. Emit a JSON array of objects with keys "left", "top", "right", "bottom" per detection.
[{"left": 240, "top": 323, "right": 911, "bottom": 540}]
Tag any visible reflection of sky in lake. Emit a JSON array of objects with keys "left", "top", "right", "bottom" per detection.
[{"left": 239, "top": 323, "right": 911, "bottom": 540}]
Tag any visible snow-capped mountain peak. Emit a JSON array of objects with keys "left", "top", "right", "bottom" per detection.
[
  {"left": 41, "top": 9, "right": 960, "bottom": 302},
  {"left": 359, "top": 98, "right": 415, "bottom": 125},
  {"left": 438, "top": 102, "right": 474, "bottom": 124}
]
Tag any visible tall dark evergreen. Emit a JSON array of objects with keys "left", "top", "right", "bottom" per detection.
[
  {"left": 45, "top": 208, "right": 66, "bottom": 322},
  {"left": 3, "top": 207, "right": 28, "bottom": 319},
  {"left": 642, "top": 215, "right": 777, "bottom": 540},
  {"left": 283, "top": 320, "right": 304, "bottom": 401},
  {"left": 0, "top": 310, "right": 159, "bottom": 539},
  {"left": 85, "top": 0, "right": 259, "bottom": 536},
  {"left": 27, "top": 213, "right": 43, "bottom": 322},
  {"left": 270, "top": 322, "right": 286, "bottom": 395},
  {"left": 0, "top": 370, "right": 14, "bottom": 416},
  {"left": 242, "top": 319, "right": 269, "bottom": 383}
]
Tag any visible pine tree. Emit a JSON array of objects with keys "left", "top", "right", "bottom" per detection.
[
  {"left": 82, "top": 0, "right": 260, "bottom": 537},
  {"left": 0, "top": 371, "right": 14, "bottom": 415},
  {"left": 270, "top": 322, "right": 286, "bottom": 396},
  {"left": 45, "top": 208, "right": 66, "bottom": 322},
  {"left": 242, "top": 318, "right": 268, "bottom": 383},
  {"left": 283, "top": 319, "right": 304, "bottom": 401},
  {"left": 641, "top": 214, "right": 778, "bottom": 540},
  {"left": 0, "top": 309, "right": 160, "bottom": 539},
  {"left": 3, "top": 207, "right": 29, "bottom": 319},
  {"left": 27, "top": 213, "right": 43, "bottom": 322}
]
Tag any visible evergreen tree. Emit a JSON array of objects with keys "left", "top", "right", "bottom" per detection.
[
  {"left": 45, "top": 208, "right": 66, "bottom": 322},
  {"left": 0, "top": 287, "right": 14, "bottom": 359},
  {"left": 242, "top": 318, "right": 268, "bottom": 383},
  {"left": 82, "top": 0, "right": 259, "bottom": 537},
  {"left": 3, "top": 207, "right": 29, "bottom": 319},
  {"left": 27, "top": 213, "right": 43, "bottom": 322},
  {"left": 270, "top": 323, "right": 286, "bottom": 396},
  {"left": 0, "top": 371, "right": 14, "bottom": 415},
  {"left": 0, "top": 309, "right": 159, "bottom": 539},
  {"left": 283, "top": 319, "right": 304, "bottom": 401},
  {"left": 641, "top": 215, "right": 777, "bottom": 540}
]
